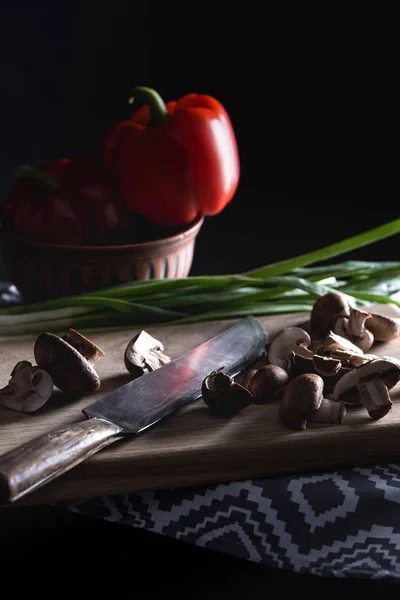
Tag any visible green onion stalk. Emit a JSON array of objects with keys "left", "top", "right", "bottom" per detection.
[{"left": 1, "top": 218, "right": 400, "bottom": 341}]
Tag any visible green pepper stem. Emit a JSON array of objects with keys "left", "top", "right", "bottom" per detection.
[
  {"left": 14, "top": 165, "right": 59, "bottom": 190},
  {"left": 128, "top": 86, "right": 169, "bottom": 125}
]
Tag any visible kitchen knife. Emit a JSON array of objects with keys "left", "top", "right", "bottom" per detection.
[{"left": 0, "top": 316, "right": 267, "bottom": 503}]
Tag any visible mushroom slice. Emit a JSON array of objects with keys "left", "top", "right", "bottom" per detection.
[
  {"left": 310, "top": 292, "right": 350, "bottom": 339},
  {"left": 323, "top": 331, "right": 365, "bottom": 355},
  {"left": 279, "top": 373, "right": 346, "bottom": 430},
  {"left": 268, "top": 327, "right": 313, "bottom": 374},
  {"left": 327, "top": 349, "right": 378, "bottom": 368},
  {"left": 124, "top": 330, "right": 171, "bottom": 378},
  {"left": 332, "top": 358, "right": 400, "bottom": 419},
  {"left": 366, "top": 313, "right": 400, "bottom": 342},
  {"left": 313, "top": 355, "right": 342, "bottom": 377},
  {"left": 290, "top": 352, "right": 351, "bottom": 394},
  {"left": 62, "top": 329, "right": 105, "bottom": 364},
  {"left": 202, "top": 371, "right": 252, "bottom": 416},
  {"left": 0, "top": 360, "right": 54, "bottom": 413},
  {"left": 334, "top": 307, "right": 374, "bottom": 352}
]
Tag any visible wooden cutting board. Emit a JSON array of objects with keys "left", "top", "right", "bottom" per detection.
[{"left": 1, "top": 303, "right": 400, "bottom": 507}]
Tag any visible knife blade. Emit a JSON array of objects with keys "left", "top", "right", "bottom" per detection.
[{"left": 0, "top": 316, "right": 267, "bottom": 503}]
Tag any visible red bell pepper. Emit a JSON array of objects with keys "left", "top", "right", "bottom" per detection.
[
  {"left": 102, "top": 86, "right": 240, "bottom": 227},
  {"left": 0, "top": 156, "right": 136, "bottom": 245}
]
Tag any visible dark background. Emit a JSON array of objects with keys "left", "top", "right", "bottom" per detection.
[
  {"left": 0, "top": 1, "right": 399, "bottom": 593},
  {"left": 0, "top": 2, "right": 399, "bottom": 281}
]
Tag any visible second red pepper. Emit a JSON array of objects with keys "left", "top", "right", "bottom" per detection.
[
  {"left": 0, "top": 156, "right": 135, "bottom": 245},
  {"left": 103, "top": 86, "right": 240, "bottom": 227}
]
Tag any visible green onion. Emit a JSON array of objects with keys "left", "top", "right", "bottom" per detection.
[{"left": 1, "top": 218, "right": 400, "bottom": 340}]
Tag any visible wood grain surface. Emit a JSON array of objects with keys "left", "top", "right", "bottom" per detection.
[{"left": 1, "top": 304, "right": 400, "bottom": 506}]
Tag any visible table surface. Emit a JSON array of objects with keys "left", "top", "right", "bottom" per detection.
[{"left": 1, "top": 204, "right": 400, "bottom": 594}]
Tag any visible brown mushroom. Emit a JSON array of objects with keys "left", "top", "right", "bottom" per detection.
[
  {"left": 366, "top": 313, "right": 400, "bottom": 342},
  {"left": 0, "top": 361, "right": 54, "bottom": 413},
  {"left": 202, "top": 371, "right": 252, "bottom": 416},
  {"left": 268, "top": 327, "right": 313, "bottom": 374},
  {"left": 246, "top": 364, "right": 289, "bottom": 404},
  {"left": 334, "top": 307, "right": 374, "bottom": 352},
  {"left": 310, "top": 292, "right": 350, "bottom": 339},
  {"left": 279, "top": 373, "right": 346, "bottom": 430},
  {"left": 332, "top": 358, "right": 400, "bottom": 420},
  {"left": 34, "top": 331, "right": 104, "bottom": 396},
  {"left": 124, "top": 330, "right": 171, "bottom": 378}
]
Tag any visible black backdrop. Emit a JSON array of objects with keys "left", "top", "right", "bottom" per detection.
[
  {"left": 1, "top": 3, "right": 400, "bottom": 589},
  {"left": 0, "top": 2, "right": 399, "bottom": 280}
]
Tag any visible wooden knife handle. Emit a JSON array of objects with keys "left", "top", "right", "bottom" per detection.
[{"left": 0, "top": 417, "right": 123, "bottom": 503}]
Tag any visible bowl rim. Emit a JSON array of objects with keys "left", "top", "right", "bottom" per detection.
[{"left": 0, "top": 215, "right": 204, "bottom": 251}]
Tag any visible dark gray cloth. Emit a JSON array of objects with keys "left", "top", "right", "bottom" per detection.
[{"left": 63, "top": 462, "right": 400, "bottom": 580}]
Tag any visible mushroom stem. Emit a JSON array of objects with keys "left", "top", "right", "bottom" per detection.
[
  {"left": 62, "top": 329, "right": 105, "bottom": 365},
  {"left": 357, "top": 378, "right": 392, "bottom": 420},
  {"left": 124, "top": 330, "right": 171, "bottom": 378},
  {"left": 308, "top": 398, "right": 347, "bottom": 424},
  {"left": 334, "top": 308, "right": 374, "bottom": 352}
]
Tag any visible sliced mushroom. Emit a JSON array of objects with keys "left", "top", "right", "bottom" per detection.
[
  {"left": 310, "top": 292, "right": 350, "bottom": 339},
  {"left": 290, "top": 352, "right": 352, "bottom": 394},
  {"left": 268, "top": 327, "right": 313, "bottom": 374},
  {"left": 201, "top": 371, "right": 252, "bottom": 416},
  {"left": 34, "top": 331, "right": 104, "bottom": 396},
  {"left": 366, "top": 313, "right": 400, "bottom": 342},
  {"left": 334, "top": 307, "right": 374, "bottom": 352},
  {"left": 245, "top": 364, "right": 289, "bottom": 404},
  {"left": 313, "top": 354, "right": 342, "bottom": 377},
  {"left": 279, "top": 373, "right": 346, "bottom": 430},
  {"left": 332, "top": 358, "right": 400, "bottom": 419},
  {"left": 124, "top": 330, "right": 171, "bottom": 378},
  {"left": 323, "top": 331, "right": 366, "bottom": 355},
  {"left": 0, "top": 361, "right": 54, "bottom": 413},
  {"left": 326, "top": 349, "right": 378, "bottom": 369},
  {"left": 62, "top": 328, "right": 105, "bottom": 364}
]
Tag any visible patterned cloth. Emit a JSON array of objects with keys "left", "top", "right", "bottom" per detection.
[{"left": 64, "top": 462, "right": 400, "bottom": 580}]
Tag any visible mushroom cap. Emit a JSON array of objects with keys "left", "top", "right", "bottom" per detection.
[
  {"left": 34, "top": 332, "right": 100, "bottom": 396},
  {"left": 247, "top": 364, "right": 289, "bottom": 404},
  {"left": 332, "top": 358, "right": 400, "bottom": 404},
  {"left": 310, "top": 292, "right": 350, "bottom": 339},
  {"left": 279, "top": 373, "right": 325, "bottom": 430},
  {"left": 268, "top": 327, "right": 312, "bottom": 373}
]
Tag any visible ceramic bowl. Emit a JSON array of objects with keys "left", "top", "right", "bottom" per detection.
[{"left": 0, "top": 215, "right": 204, "bottom": 303}]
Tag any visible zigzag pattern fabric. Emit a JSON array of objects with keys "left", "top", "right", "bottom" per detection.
[{"left": 64, "top": 462, "right": 400, "bottom": 579}]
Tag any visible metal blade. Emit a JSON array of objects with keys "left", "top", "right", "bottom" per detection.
[{"left": 83, "top": 316, "right": 267, "bottom": 434}]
